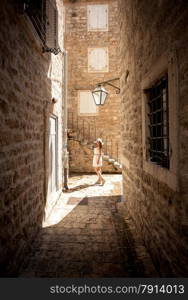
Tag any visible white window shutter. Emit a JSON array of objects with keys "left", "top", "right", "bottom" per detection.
[
  {"left": 97, "top": 5, "right": 108, "bottom": 30},
  {"left": 88, "top": 5, "right": 108, "bottom": 31},
  {"left": 88, "top": 6, "right": 98, "bottom": 31},
  {"left": 46, "top": 0, "right": 58, "bottom": 49},
  {"left": 88, "top": 48, "right": 108, "bottom": 72},
  {"left": 79, "top": 91, "right": 97, "bottom": 115}
]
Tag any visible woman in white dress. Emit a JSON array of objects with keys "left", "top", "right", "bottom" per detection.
[{"left": 93, "top": 138, "right": 105, "bottom": 185}]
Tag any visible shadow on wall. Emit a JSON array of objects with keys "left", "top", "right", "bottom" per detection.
[
  {"left": 0, "top": 0, "right": 64, "bottom": 277},
  {"left": 63, "top": 183, "right": 95, "bottom": 193}
]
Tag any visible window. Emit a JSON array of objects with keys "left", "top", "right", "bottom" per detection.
[
  {"left": 88, "top": 48, "right": 108, "bottom": 73},
  {"left": 78, "top": 91, "right": 98, "bottom": 115},
  {"left": 141, "top": 52, "right": 179, "bottom": 191},
  {"left": 21, "top": 0, "right": 59, "bottom": 54},
  {"left": 87, "top": 5, "right": 108, "bottom": 31},
  {"left": 145, "top": 75, "right": 169, "bottom": 169},
  {"left": 24, "top": 0, "right": 46, "bottom": 44}
]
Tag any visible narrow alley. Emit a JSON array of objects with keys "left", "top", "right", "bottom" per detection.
[
  {"left": 0, "top": 0, "right": 188, "bottom": 280},
  {"left": 19, "top": 174, "right": 157, "bottom": 277}
]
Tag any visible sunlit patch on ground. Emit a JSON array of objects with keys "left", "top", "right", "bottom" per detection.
[{"left": 43, "top": 174, "right": 122, "bottom": 228}]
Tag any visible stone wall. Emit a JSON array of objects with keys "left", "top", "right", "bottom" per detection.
[
  {"left": 0, "top": 0, "right": 65, "bottom": 276},
  {"left": 64, "top": 0, "right": 122, "bottom": 171},
  {"left": 119, "top": 0, "right": 188, "bottom": 276}
]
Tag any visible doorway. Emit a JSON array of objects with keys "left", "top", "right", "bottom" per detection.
[{"left": 48, "top": 115, "right": 58, "bottom": 198}]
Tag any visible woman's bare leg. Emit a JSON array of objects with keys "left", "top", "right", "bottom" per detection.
[
  {"left": 98, "top": 167, "right": 105, "bottom": 184},
  {"left": 94, "top": 167, "right": 105, "bottom": 185},
  {"left": 94, "top": 167, "right": 100, "bottom": 183}
]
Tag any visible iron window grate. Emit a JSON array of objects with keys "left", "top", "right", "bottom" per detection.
[{"left": 145, "top": 74, "right": 170, "bottom": 169}]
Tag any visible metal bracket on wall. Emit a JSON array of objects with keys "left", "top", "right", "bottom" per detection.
[
  {"left": 42, "top": 46, "right": 61, "bottom": 55},
  {"left": 97, "top": 77, "right": 120, "bottom": 94}
]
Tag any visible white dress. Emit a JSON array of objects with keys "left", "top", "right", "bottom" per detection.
[{"left": 93, "top": 147, "right": 103, "bottom": 167}]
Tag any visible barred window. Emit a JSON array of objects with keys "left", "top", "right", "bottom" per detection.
[
  {"left": 17, "top": 0, "right": 59, "bottom": 54},
  {"left": 145, "top": 75, "right": 170, "bottom": 169}
]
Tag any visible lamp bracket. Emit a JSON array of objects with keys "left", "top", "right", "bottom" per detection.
[
  {"left": 97, "top": 77, "right": 120, "bottom": 93},
  {"left": 42, "top": 46, "right": 61, "bottom": 55}
]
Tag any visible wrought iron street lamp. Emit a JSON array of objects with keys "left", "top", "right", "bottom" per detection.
[
  {"left": 92, "top": 77, "right": 120, "bottom": 106},
  {"left": 92, "top": 85, "right": 109, "bottom": 106}
]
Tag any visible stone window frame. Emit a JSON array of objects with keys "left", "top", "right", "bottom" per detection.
[
  {"left": 87, "top": 4, "right": 108, "bottom": 32},
  {"left": 88, "top": 47, "right": 109, "bottom": 73},
  {"left": 78, "top": 90, "right": 99, "bottom": 116},
  {"left": 141, "top": 52, "right": 179, "bottom": 191}
]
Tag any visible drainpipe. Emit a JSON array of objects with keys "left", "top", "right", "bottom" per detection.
[{"left": 62, "top": 50, "right": 69, "bottom": 190}]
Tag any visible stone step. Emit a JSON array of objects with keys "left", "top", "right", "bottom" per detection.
[
  {"left": 113, "top": 161, "right": 121, "bottom": 167},
  {"left": 103, "top": 155, "right": 110, "bottom": 160},
  {"left": 80, "top": 140, "right": 89, "bottom": 145},
  {"left": 113, "top": 162, "right": 122, "bottom": 170},
  {"left": 108, "top": 158, "right": 116, "bottom": 163},
  {"left": 69, "top": 136, "right": 122, "bottom": 169}
]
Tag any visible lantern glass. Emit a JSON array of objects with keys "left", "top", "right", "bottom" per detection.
[{"left": 92, "top": 85, "right": 108, "bottom": 105}]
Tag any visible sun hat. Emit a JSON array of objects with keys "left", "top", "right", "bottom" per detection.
[{"left": 94, "top": 138, "right": 104, "bottom": 145}]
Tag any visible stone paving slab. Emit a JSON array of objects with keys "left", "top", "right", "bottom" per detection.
[{"left": 18, "top": 174, "right": 158, "bottom": 277}]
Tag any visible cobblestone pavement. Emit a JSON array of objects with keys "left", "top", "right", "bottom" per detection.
[{"left": 19, "top": 174, "right": 158, "bottom": 277}]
